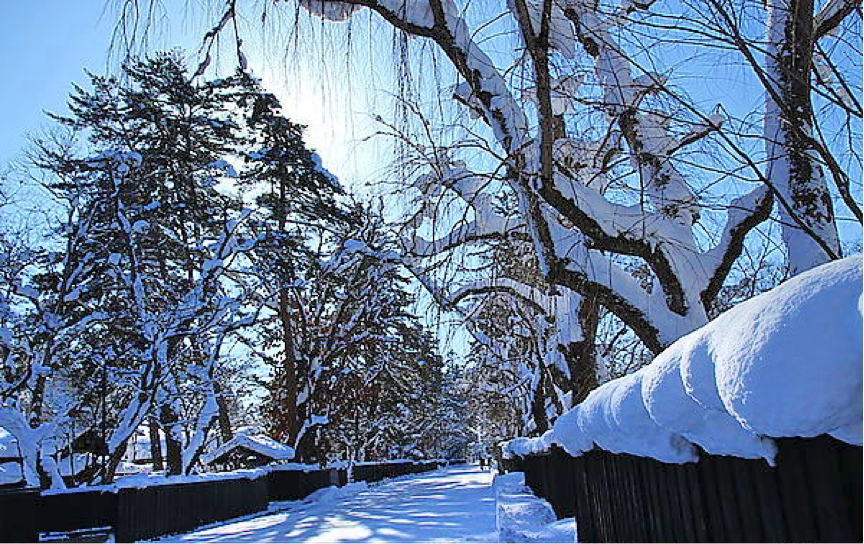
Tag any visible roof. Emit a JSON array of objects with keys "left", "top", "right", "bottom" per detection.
[
  {"left": 201, "top": 434, "right": 295, "bottom": 465},
  {"left": 0, "top": 428, "right": 20, "bottom": 460}
]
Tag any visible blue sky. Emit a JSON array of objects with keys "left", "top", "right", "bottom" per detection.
[
  {"left": 0, "top": 2, "right": 116, "bottom": 164},
  {"left": 0, "top": 2, "right": 376, "bottom": 183}
]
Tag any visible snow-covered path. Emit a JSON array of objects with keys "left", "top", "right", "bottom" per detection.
[{"left": 163, "top": 465, "right": 498, "bottom": 543}]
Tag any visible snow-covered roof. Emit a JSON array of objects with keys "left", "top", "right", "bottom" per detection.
[
  {"left": 504, "top": 256, "right": 863, "bottom": 465},
  {"left": 201, "top": 434, "right": 296, "bottom": 465},
  {"left": 0, "top": 461, "right": 23, "bottom": 485},
  {"left": 125, "top": 425, "right": 167, "bottom": 461},
  {"left": 0, "top": 428, "right": 19, "bottom": 459}
]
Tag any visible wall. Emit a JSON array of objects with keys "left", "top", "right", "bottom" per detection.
[{"left": 506, "top": 435, "right": 862, "bottom": 543}]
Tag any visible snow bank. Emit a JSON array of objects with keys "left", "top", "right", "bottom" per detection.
[
  {"left": 641, "top": 341, "right": 777, "bottom": 462},
  {"left": 503, "top": 257, "right": 863, "bottom": 464},
  {"left": 494, "top": 472, "right": 576, "bottom": 543},
  {"left": 301, "top": 481, "right": 368, "bottom": 505}
]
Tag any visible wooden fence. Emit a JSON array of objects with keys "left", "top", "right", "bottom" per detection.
[
  {"left": 39, "top": 489, "right": 118, "bottom": 535},
  {"left": 266, "top": 467, "right": 343, "bottom": 501},
  {"left": 0, "top": 459, "right": 456, "bottom": 542},
  {"left": 505, "top": 435, "right": 862, "bottom": 542},
  {"left": 0, "top": 488, "right": 38, "bottom": 542},
  {"left": 351, "top": 461, "right": 440, "bottom": 484}
]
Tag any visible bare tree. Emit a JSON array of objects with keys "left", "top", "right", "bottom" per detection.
[{"left": 110, "top": 0, "right": 860, "bottom": 414}]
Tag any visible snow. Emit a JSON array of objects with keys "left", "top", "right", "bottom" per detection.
[
  {"left": 0, "top": 427, "right": 17, "bottom": 457},
  {"left": 0, "top": 461, "right": 22, "bottom": 485},
  {"left": 641, "top": 341, "right": 777, "bottom": 462},
  {"left": 578, "top": 371, "right": 698, "bottom": 464},
  {"left": 299, "top": 0, "right": 361, "bottom": 22},
  {"left": 494, "top": 472, "right": 575, "bottom": 543},
  {"left": 504, "top": 257, "right": 863, "bottom": 464},
  {"left": 309, "top": 152, "right": 341, "bottom": 190},
  {"left": 163, "top": 465, "right": 499, "bottom": 543},
  {"left": 705, "top": 256, "right": 862, "bottom": 442},
  {"left": 503, "top": 432, "right": 554, "bottom": 459},
  {"left": 40, "top": 467, "right": 271, "bottom": 495},
  {"left": 201, "top": 434, "right": 296, "bottom": 466}
]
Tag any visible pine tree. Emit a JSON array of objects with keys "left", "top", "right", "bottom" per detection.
[
  {"left": 29, "top": 52, "right": 258, "bottom": 481},
  {"left": 236, "top": 82, "right": 353, "bottom": 454}
]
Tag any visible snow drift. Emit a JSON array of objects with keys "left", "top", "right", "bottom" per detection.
[
  {"left": 504, "top": 256, "right": 863, "bottom": 465},
  {"left": 495, "top": 472, "right": 576, "bottom": 543}
]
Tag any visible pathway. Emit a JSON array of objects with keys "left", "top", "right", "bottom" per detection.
[{"left": 163, "top": 465, "right": 498, "bottom": 543}]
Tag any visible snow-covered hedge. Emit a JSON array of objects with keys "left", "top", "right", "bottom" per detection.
[{"left": 503, "top": 257, "right": 863, "bottom": 465}]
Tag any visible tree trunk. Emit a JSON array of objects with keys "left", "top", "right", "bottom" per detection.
[
  {"left": 100, "top": 439, "right": 129, "bottom": 485},
  {"left": 149, "top": 417, "right": 164, "bottom": 470},
  {"left": 160, "top": 404, "right": 183, "bottom": 475},
  {"left": 277, "top": 287, "right": 301, "bottom": 443},
  {"left": 765, "top": 0, "right": 840, "bottom": 274},
  {"left": 214, "top": 382, "right": 234, "bottom": 443},
  {"left": 561, "top": 295, "right": 601, "bottom": 405}
]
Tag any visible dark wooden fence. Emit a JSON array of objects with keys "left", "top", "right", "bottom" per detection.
[
  {"left": 266, "top": 467, "right": 343, "bottom": 501},
  {"left": 351, "top": 460, "right": 441, "bottom": 483},
  {"left": 115, "top": 476, "right": 269, "bottom": 542},
  {"left": 505, "top": 435, "right": 862, "bottom": 543},
  {"left": 0, "top": 488, "right": 38, "bottom": 542},
  {"left": 0, "top": 458, "right": 456, "bottom": 542},
  {"left": 39, "top": 489, "right": 118, "bottom": 535}
]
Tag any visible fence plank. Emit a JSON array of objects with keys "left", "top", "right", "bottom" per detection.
[
  {"left": 572, "top": 456, "right": 595, "bottom": 543},
  {"left": 670, "top": 463, "right": 695, "bottom": 542},
  {"left": 681, "top": 461, "right": 709, "bottom": 542},
  {"left": 728, "top": 456, "right": 765, "bottom": 542},
  {"left": 748, "top": 456, "right": 788, "bottom": 542},
  {"left": 0, "top": 489, "right": 38, "bottom": 542},
  {"left": 775, "top": 439, "right": 819, "bottom": 542},
  {"left": 631, "top": 454, "right": 658, "bottom": 542},
  {"left": 663, "top": 462, "right": 688, "bottom": 542},
  {"left": 611, "top": 455, "right": 634, "bottom": 542},
  {"left": 584, "top": 452, "right": 610, "bottom": 542},
  {"left": 646, "top": 457, "right": 671, "bottom": 542},
  {"left": 837, "top": 438, "right": 863, "bottom": 541},
  {"left": 800, "top": 436, "right": 853, "bottom": 541}
]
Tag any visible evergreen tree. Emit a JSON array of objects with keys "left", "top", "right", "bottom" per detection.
[{"left": 22, "top": 52, "right": 259, "bottom": 481}]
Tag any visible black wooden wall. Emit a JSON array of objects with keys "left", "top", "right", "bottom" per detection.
[
  {"left": 0, "top": 459, "right": 458, "bottom": 542},
  {"left": 508, "top": 435, "right": 862, "bottom": 543}
]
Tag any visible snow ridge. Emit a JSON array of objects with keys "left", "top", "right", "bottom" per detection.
[{"left": 503, "top": 257, "right": 863, "bottom": 465}]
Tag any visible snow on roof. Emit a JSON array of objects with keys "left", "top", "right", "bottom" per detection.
[
  {"left": 0, "top": 428, "right": 19, "bottom": 459},
  {"left": 201, "top": 434, "right": 296, "bottom": 466},
  {"left": 503, "top": 256, "right": 863, "bottom": 465},
  {"left": 0, "top": 461, "right": 23, "bottom": 485}
]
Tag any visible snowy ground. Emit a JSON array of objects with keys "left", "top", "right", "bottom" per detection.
[{"left": 160, "top": 465, "right": 500, "bottom": 543}]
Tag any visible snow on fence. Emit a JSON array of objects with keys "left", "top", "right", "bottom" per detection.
[
  {"left": 0, "top": 459, "right": 457, "bottom": 541},
  {"left": 500, "top": 258, "right": 862, "bottom": 541},
  {"left": 503, "top": 437, "right": 862, "bottom": 542}
]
